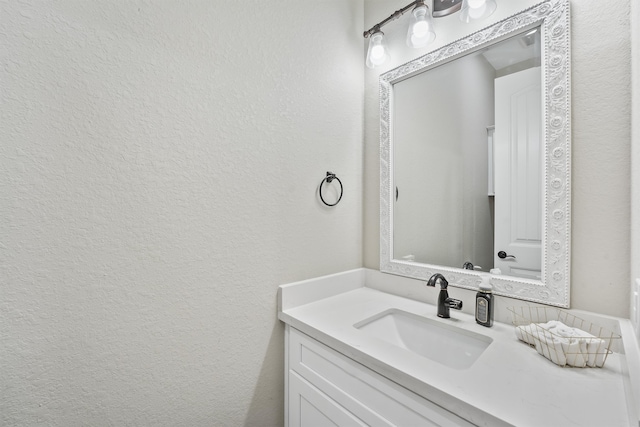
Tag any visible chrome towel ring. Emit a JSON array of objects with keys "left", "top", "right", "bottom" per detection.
[{"left": 319, "top": 171, "right": 343, "bottom": 207}]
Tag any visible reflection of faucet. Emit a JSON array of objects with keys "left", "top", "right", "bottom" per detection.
[
  {"left": 463, "top": 261, "right": 483, "bottom": 271},
  {"left": 426, "top": 274, "right": 463, "bottom": 318}
]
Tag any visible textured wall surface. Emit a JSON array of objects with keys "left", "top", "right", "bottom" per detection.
[
  {"left": 0, "top": 1, "right": 363, "bottom": 425},
  {"left": 632, "top": 0, "right": 640, "bottom": 338},
  {"left": 363, "top": 0, "right": 631, "bottom": 317},
  {"left": 568, "top": 0, "right": 630, "bottom": 316}
]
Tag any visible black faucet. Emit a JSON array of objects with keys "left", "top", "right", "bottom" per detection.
[{"left": 426, "top": 273, "right": 463, "bottom": 318}]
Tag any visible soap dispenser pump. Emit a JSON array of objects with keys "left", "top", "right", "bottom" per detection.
[{"left": 476, "top": 276, "right": 494, "bottom": 327}]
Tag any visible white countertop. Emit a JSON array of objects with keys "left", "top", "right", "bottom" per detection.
[{"left": 278, "top": 268, "right": 640, "bottom": 427}]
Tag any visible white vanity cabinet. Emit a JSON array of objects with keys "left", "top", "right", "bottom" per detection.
[
  {"left": 285, "top": 326, "right": 474, "bottom": 427},
  {"left": 279, "top": 269, "right": 640, "bottom": 426}
]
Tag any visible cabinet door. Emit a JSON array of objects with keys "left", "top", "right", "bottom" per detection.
[
  {"left": 287, "top": 328, "right": 475, "bottom": 427},
  {"left": 289, "top": 370, "right": 366, "bottom": 427}
]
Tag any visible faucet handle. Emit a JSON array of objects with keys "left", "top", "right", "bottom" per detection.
[{"left": 446, "top": 298, "right": 463, "bottom": 310}]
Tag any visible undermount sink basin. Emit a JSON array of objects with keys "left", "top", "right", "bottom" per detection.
[{"left": 354, "top": 309, "right": 492, "bottom": 369}]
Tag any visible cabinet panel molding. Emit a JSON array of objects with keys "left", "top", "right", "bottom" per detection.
[{"left": 286, "top": 327, "right": 474, "bottom": 427}]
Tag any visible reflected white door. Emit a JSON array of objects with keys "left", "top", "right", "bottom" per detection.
[{"left": 494, "top": 67, "right": 542, "bottom": 279}]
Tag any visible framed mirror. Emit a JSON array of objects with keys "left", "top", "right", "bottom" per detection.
[{"left": 380, "top": 0, "right": 571, "bottom": 307}]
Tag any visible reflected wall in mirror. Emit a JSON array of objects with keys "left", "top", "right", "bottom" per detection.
[
  {"left": 380, "top": 0, "right": 571, "bottom": 307},
  {"left": 394, "top": 28, "right": 542, "bottom": 279}
]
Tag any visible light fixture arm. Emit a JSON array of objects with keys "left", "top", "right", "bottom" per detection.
[{"left": 363, "top": 0, "right": 426, "bottom": 38}]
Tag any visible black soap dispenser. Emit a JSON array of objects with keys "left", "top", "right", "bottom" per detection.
[{"left": 476, "top": 276, "right": 494, "bottom": 327}]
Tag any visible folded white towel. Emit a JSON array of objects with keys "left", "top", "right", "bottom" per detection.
[
  {"left": 589, "top": 339, "right": 608, "bottom": 367},
  {"left": 544, "top": 321, "right": 587, "bottom": 367},
  {"left": 515, "top": 323, "right": 535, "bottom": 344},
  {"left": 515, "top": 320, "right": 556, "bottom": 345},
  {"left": 515, "top": 320, "right": 607, "bottom": 367},
  {"left": 515, "top": 321, "right": 570, "bottom": 366},
  {"left": 568, "top": 328, "right": 608, "bottom": 367},
  {"left": 532, "top": 328, "right": 567, "bottom": 366},
  {"left": 548, "top": 322, "right": 607, "bottom": 367}
]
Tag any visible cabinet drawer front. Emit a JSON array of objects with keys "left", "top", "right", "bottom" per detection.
[
  {"left": 289, "top": 371, "right": 368, "bottom": 427},
  {"left": 289, "top": 328, "right": 474, "bottom": 427}
]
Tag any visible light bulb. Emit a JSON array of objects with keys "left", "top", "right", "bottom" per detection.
[
  {"left": 406, "top": 4, "right": 435, "bottom": 48},
  {"left": 468, "top": 0, "right": 486, "bottom": 8},
  {"left": 460, "top": 0, "right": 496, "bottom": 22},
  {"left": 370, "top": 45, "right": 385, "bottom": 61},
  {"left": 366, "top": 31, "right": 389, "bottom": 68},
  {"left": 413, "top": 21, "right": 430, "bottom": 38},
  {"left": 468, "top": 3, "right": 486, "bottom": 19}
]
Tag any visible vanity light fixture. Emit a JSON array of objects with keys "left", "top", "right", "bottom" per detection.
[{"left": 364, "top": 0, "right": 497, "bottom": 69}]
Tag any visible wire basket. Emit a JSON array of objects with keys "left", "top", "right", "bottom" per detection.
[{"left": 508, "top": 306, "right": 621, "bottom": 368}]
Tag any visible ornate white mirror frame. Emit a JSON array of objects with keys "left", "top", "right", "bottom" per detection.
[{"left": 380, "top": 0, "right": 571, "bottom": 307}]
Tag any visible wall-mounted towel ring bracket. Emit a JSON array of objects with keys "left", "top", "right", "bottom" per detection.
[{"left": 319, "top": 172, "right": 343, "bottom": 207}]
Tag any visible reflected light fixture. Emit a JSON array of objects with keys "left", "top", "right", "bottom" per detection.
[{"left": 364, "top": 0, "right": 497, "bottom": 69}]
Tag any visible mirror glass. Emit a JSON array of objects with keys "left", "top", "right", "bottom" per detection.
[
  {"left": 393, "top": 28, "right": 542, "bottom": 279},
  {"left": 379, "top": 0, "right": 571, "bottom": 307}
]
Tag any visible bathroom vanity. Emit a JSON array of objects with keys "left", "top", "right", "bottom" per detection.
[{"left": 278, "top": 269, "right": 640, "bottom": 427}]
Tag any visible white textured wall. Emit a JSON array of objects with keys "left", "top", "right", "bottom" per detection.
[
  {"left": 632, "top": 0, "right": 640, "bottom": 338},
  {"left": 363, "top": 0, "right": 631, "bottom": 317},
  {"left": 569, "top": 0, "right": 630, "bottom": 316},
  {"left": 0, "top": 1, "right": 363, "bottom": 425}
]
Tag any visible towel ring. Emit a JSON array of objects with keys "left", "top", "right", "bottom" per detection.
[{"left": 319, "top": 172, "right": 343, "bottom": 207}]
